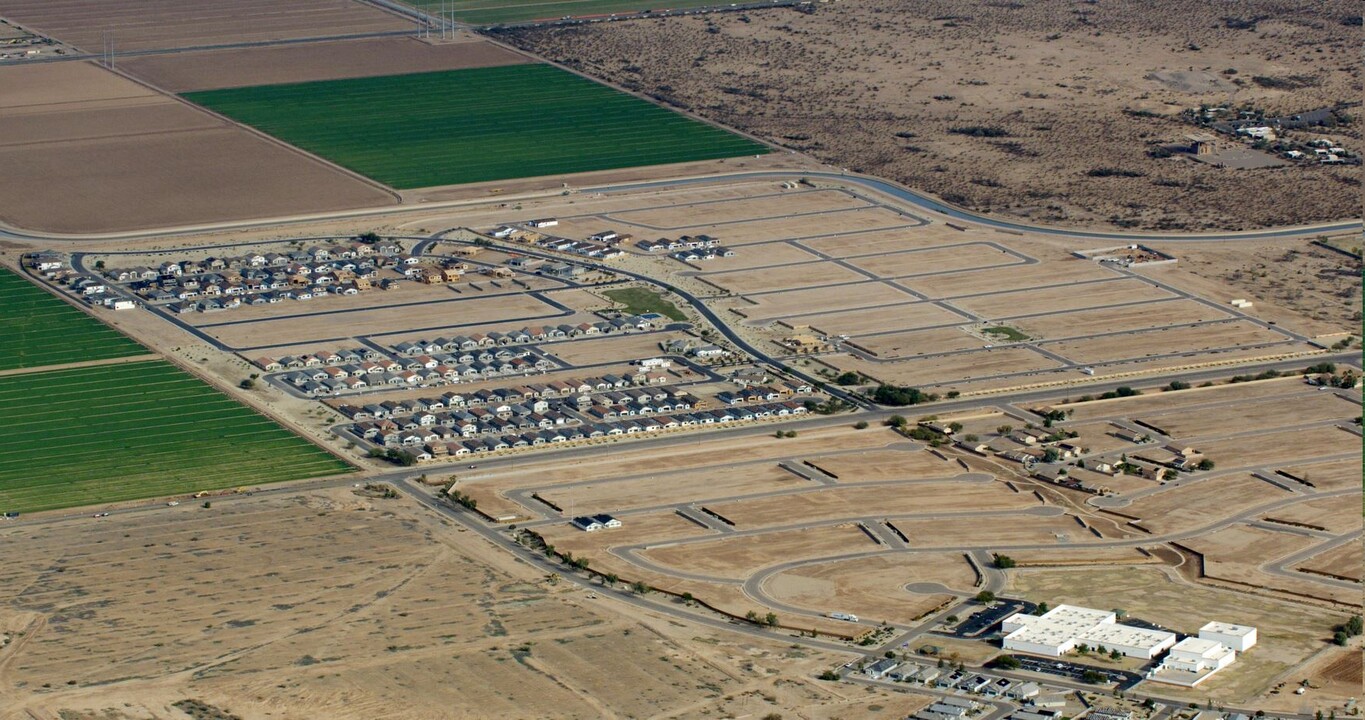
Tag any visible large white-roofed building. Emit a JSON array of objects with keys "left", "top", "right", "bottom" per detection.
[
  {"left": 1198, "top": 622, "right": 1257, "bottom": 652},
  {"left": 1001, "top": 604, "right": 1176, "bottom": 659}
]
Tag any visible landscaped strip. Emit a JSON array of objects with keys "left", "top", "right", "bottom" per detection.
[
  {"left": 0, "top": 267, "right": 147, "bottom": 371},
  {"left": 0, "top": 361, "right": 353, "bottom": 513},
  {"left": 182, "top": 64, "right": 768, "bottom": 189}
]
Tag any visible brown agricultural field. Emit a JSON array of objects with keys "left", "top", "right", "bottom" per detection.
[
  {"left": 495, "top": 0, "right": 1359, "bottom": 232},
  {"left": 0, "top": 62, "right": 392, "bottom": 234},
  {"left": 2, "top": 0, "right": 410, "bottom": 52},
  {"left": 122, "top": 35, "right": 530, "bottom": 92}
]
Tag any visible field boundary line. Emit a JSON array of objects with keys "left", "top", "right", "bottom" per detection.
[{"left": 0, "top": 353, "right": 161, "bottom": 378}]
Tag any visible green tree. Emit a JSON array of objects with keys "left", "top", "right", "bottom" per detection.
[
  {"left": 1345, "top": 614, "right": 1363, "bottom": 636},
  {"left": 835, "top": 371, "right": 863, "bottom": 386},
  {"left": 1081, "top": 670, "right": 1104, "bottom": 684},
  {"left": 1036, "top": 602, "right": 1049, "bottom": 613},
  {"left": 996, "top": 425, "right": 1013, "bottom": 435},
  {"left": 993, "top": 554, "right": 1016, "bottom": 569},
  {"left": 975, "top": 590, "right": 996, "bottom": 603},
  {"left": 1197, "top": 458, "right": 1216, "bottom": 471},
  {"left": 765, "top": 612, "right": 780, "bottom": 627},
  {"left": 886, "top": 415, "right": 907, "bottom": 428},
  {"left": 631, "top": 581, "right": 649, "bottom": 594},
  {"left": 238, "top": 378, "right": 256, "bottom": 390},
  {"left": 992, "top": 655, "right": 1021, "bottom": 670},
  {"left": 603, "top": 572, "right": 618, "bottom": 587},
  {"left": 1166, "top": 380, "right": 1191, "bottom": 391},
  {"left": 1332, "top": 631, "right": 1348, "bottom": 646}
]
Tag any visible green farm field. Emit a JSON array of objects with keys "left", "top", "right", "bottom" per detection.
[
  {"left": 183, "top": 64, "right": 767, "bottom": 189},
  {"left": 405, "top": 0, "right": 726, "bottom": 25},
  {"left": 0, "top": 361, "right": 353, "bottom": 513},
  {"left": 0, "top": 267, "right": 148, "bottom": 371}
]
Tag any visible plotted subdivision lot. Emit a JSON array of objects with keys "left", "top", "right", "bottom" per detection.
[
  {"left": 0, "top": 361, "right": 352, "bottom": 513},
  {"left": 0, "top": 267, "right": 148, "bottom": 371},
  {"left": 183, "top": 64, "right": 768, "bottom": 189}
]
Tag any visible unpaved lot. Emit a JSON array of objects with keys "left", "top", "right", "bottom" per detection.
[
  {"left": 536, "top": 462, "right": 806, "bottom": 512},
  {"left": 1121, "top": 474, "right": 1293, "bottom": 535},
  {"left": 2, "top": 0, "right": 411, "bottom": 52},
  {"left": 1139, "top": 390, "right": 1359, "bottom": 439},
  {"left": 826, "top": 346, "right": 1063, "bottom": 387},
  {"left": 1195, "top": 425, "right": 1360, "bottom": 469},
  {"left": 497, "top": 0, "right": 1359, "bottom": 232},
  {"left": 1012, "top": 298, "right": 1230, "bottom": 340},
  {"left": 704, "top": 260, "right": 867, "bottom": 294},
  {"left": 608, "top": 188, "right": 870, "bottom": 229},
  {"left": 799, "top": 224, "right": 994, "bottom": 257},
  {"left": 707, "top": 480, "right": 1036, "bottom": 528},
  {"left": 0, "top": 62, "right": 392, "bottom": 234},
  {"left": 641, "top": 524, "right": 878, "bottom": 579},
  {"left": 765, "top": 553, "right": 974, "bottom": 623},
  {"left": 803, "top": 448, "right": 961, "bottom": 482},
  {"left": 850, "top": 326, "right": 986, "bottom": 357},
  {"left": 730, "top": 282, "right": 918, "bottom": 322},
  {"left": 906, "top": 258, "right": 1122, "bottom": 298},
  {"left": 1041, "top": 320, "right": 1289, "bottom": 364},
  {"left": 806, "top": 301, "right": 965, "bottom": 336},
  {"left": 844, "top": 243, "right": 1022, "bottom": 279},
  {"left": 951, "top": 277, "right": 1177, "bottom": 318},
  {"left": 123, "top": 35, "right": 530, "bottom": 92},
  {"left": 649, "top": 206, "right": 917, "bottom": 247},
  {"left": 1296, "top": 542, "right": 1362, "bottom": 582}
]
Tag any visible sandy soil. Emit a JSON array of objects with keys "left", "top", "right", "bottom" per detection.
[
  {"left": 122, "top": 35, "right": 530, "bottom": 92},
  {"left": 1262, "top": 496, "right": 1363, "bottom": 535},
  {"left": 799, "top": 224, "right": 998, "bottom": 257},
  {"left": 1276, "top": 458, "right": 1363, "bottom": 493},
  {"left": 0, "top": 62, "right": 394, "bottom": 234},
  {"left": 608, "top": 188, "right": 870, "bottom": 229},
  {"left": 827, "top": 346, "right": 1063, "bottom": 387},
  {"left": 851, "top": 326, "right": 985, "bottom": 357},
  {"left": 1, "top": 0, "right": 411, "bottom": 52},
  {"left": 905, "top": 257, "right": 1122, "bottom": 297},
  {"left": 703, "top": 261, "right": 867, "bottom": 294},
  {"left": 1295, "top": 542, "right": 1362, "bottom": 582},
  {"left": 653, "top": 206, "right": 916, "bottom": 247},
  {"left": 1141, "top": 391, "right": 1359, "bottom": 439},
  {"left": 802, "top": 448, "right": 959, "bottom": 482},
  {"left": 1122, "top": 475, "right": 1293, "bottom": 535},
  {"left": 679, "top": 240, "right": 821, "bottom": 271},
  {"left": 844, "top": 243, "right": 1021, "bottom": 279},
  {"left": 764, "top": 553, "right": 974, "bottom": 624},
  {"left": 1059, "top": 376, "right": 1311, "bottom": 421},
  {"left": 541, "top": 331, "right": 690, "bottom": 366},
  {"left": 536, "top": 463, "right": 805, "bottom": 513},
  {"left": 951, "top": 277, "right": 1177, "bottom": 318},
  {"left": 707, "top": 480, "right": 1035, "bottom": 529},
  {"left": 1041, "top": 320, "right": 1290, "bottom": 364},
  {"left": 1182, "top": 525, "right": 1355, "bottom": 605},
  {"left": 1138, "top": 242, "right": 1362, "bottom": 336},
  {"left": 731, "top": 282, "right": 918, "bottom": 323},
  {"left": 641, "top": 524, "right": 879, "bottom": 579},
  {"left": 895, "top": 513, "right": 1104, "bottom": 547},
  {"left": 497, "top": 0, "right": 1360, "bottom": 231},
  {"left": 806, "top": 301, "right": 965, "bottom": 336},
  {"left": 1014, "top": 298, "right": 1231, "bottom": 340},
  {"left": 1195, "top": 425, "right": 1359, "bottom": 468},
  {"left": 1007, "top": 547, "right": 1161, "bottom": 566}
]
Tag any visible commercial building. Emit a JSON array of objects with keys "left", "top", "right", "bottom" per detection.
[
  {"left": 1002, "top": 605, "right": 1176, "bottom": 659},
  {"left": 1199, "top": 622, "right": 1257, "bottom": 652},
  {"left": 1148, "top": 621, "right": 1258, "bottom": 686}
]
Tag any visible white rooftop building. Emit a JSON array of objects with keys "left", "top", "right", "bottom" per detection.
[
  {"left": 1199, "top": 621, "right": 1257, "bottom": 652},
  {"left": 1002, "top": 605, "right": 1177, "bottom": 659}
]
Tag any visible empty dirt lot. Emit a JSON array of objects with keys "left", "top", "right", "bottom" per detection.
[
  {"left": 536, "top": 462, "right": 806, "bottom": 513},
  {"left": 1012, "top": 298, "right": 1230, "bottom": 340},
  {"left": 827, "top": 346, "right": 1063, "bottom": 388},
  {"left": 1041, "top": 320, "right": 1290, "bottom": 365},
  {"left": 706, "top": 480, "right": 1036, "bottom": 529},
  {"left": 807, "top": 301, "right": 966, "bottom": 337},
  {"left": 658, "top": 206, "right": 918, "bottom": 247},
  {"left": 951, "top": 277, "right": 1177, "bottom": 318},
  {"left": 2, "top": 0, "right": 410, "bottom": 52},
  {"left": 0, "top": 62, "right": 393, "bottom": 233},
  {"left": 498, "top": 0, "right": 1359, "bottom": 232},
  {"left": 1121, "top": 475, "right": 1292, "bottom": 535},
  {"left": 851, "top": 326, "right": 988, "bottom": 357},
  {"left": 731, "top": 282, "right": 917, "bottom": 322},
  {"left": 703, "top": 261, "right": 867, "bottom": 294},
  {"left": 843, "top": 243, "right": 1022, "bottom": 279},
  {"left": 123, "top": 35, "right": 530, "bottom": 91},
  {"left": 608, "top": 188, "right": 870, "bottom": 229},
  {"left": 1140, "top": 391, "right": 1359, "bottom": 439},
  {"left": 641, "top": 523, "right": 878, "bottom": 579},
  {"left": 905, "top": 258, "right": 1121, "bottom": 298},
  {"left": 0, "top": 488, "right": 926, "bottom": 719},
  {"left": 764, "top": 553, "right": 974, "bottom": 624}
]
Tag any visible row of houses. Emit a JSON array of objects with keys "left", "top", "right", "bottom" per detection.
[
  {"left": 280, "top": 355, "right": 551, "bottom": 396},
  {"left": 389, "top": 316, "right": 657, "bottom": 356},
  {"left": 636, "top": 234, "right": 720, "bottom": 253},
  {"left": 336, "top": 381, "right": 697, "bottom": 422},
  {"left": 113, "top": 242, "right": 405, "bottom": 281},
  {"left": 716, "top": 384, "right": 811, "bottom": 405},
  {"left": 355, "top": 407, "right": 579, "bottom": 447},
  {"left": 492, "top": 225, "right": 627, "bottom": 260},
  {"left": 385, "top": 400, "right": 814, "bottom": 460},
  {"left": 670, "top": 246, "right": 735, "bottom": 262}
]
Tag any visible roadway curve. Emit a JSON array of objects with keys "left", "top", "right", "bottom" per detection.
[{"left": 1, "top": 169, "right": 1357, "bottom": 244}]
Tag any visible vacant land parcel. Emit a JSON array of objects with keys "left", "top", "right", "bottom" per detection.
[
  {"left": 0, "top": 62, "right": 393, "bottom": 233},
  {"left": 0, "top": 0, "right": 410, "bottom": 52},
  {"left": 0, "top": 267, "right": 146, "bottom": 371},
  {"left": 184, "top": 64, "right": 768, "bottom": 189},
  {"left": 401, "top": 0, "right": 724, "bottom": 25},
  {"left": 0, "top": 361, "right": 352, "bottom": 513}
]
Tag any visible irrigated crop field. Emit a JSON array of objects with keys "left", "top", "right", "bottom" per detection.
[
  {"left": 184, "top": 64, "right": 767, "bottom": 189},
  {"left": 0, "top": 361, "right": 352, "bottom": 513},
  {"left": 0, "top": 267, "right": 147, "bottom": 371}
]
